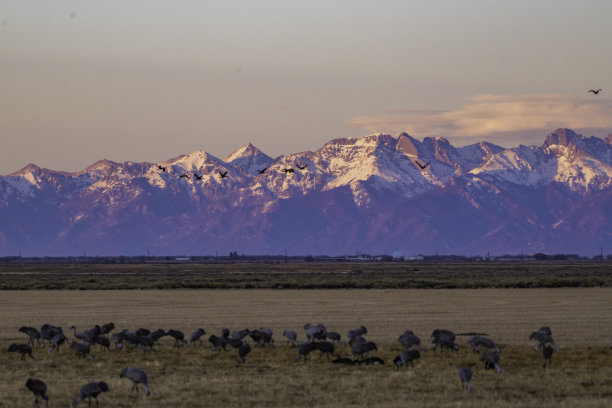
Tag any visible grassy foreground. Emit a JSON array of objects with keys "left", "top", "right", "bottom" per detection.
[{"left": 1, "top": 289, "right": 612, "bottom": 407}]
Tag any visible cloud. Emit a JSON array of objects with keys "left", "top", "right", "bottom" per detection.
[{"left": 346, "top": 94, "right": 612, "bottom": 146}]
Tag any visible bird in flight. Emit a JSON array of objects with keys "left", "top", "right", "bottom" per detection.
[
  {"left": 157, "top": 165, "right": 166, "bottom": 172},
  {"left": 257, "top": 168, "right": 267, "bottom": 174},
  {"left": 415, "top": 160, "right": 430, "bottom": 169},
  {"left": 283, "top": 168, "right": 294, "bottom": 174},
  {"left": 193, "top": 174, "right": 203, "bottom": 180},
  {"left": 219, "top": 170, "right": 228, "bottom": 179},
  {"left": 179, "top": 174, "right": 189, "bottom": 179},
  {"left": 588, "top": 89, "right": 602, "bottom": 94},
  {"left": 296, "top": 163, "right": 307, "bottom": 170}
]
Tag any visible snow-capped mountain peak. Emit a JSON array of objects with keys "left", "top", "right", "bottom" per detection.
[
  {"left": 223, "top": 143, "right": 273, "bottom": 175},
  {"left": 1, "top": 129, "right": 611, "bottom": 256}
]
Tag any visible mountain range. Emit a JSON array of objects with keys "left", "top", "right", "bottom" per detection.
[{"left": 1, "top": 128, "right": 611, "bottom": 257}]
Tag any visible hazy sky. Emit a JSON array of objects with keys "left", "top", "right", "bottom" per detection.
[{"left": 1, "top": 1, "right": 612, "bottom": 174}]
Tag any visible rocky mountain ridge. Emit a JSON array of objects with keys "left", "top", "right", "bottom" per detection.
[{"left": 1, "top": 128, "right": 611, "bottom": 256}]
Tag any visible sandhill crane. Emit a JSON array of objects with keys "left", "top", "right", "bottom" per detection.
[
  {"left": 351, "top": 341, "right": 377, "bottom": 360},
  {"left": 249, "top": 328, "right": 275, "bottom": 347},
  {"left": 541, "top": 345, "right": 554, "bottom": 368},
  {"left": 237, "top": 342, "right": 251, "bottom": 364},
  {"left": 19, "top": 326, "right": 42, "bottom": 347},
  {"left": 481, "top": 351, "right": 501, "bottom": 373},
  {"left": 315, "top": 341, "right": 340, "bottom": 360},
  {"left": 120, "top": 367, "right": 151, "bottom": 396},
  {"left": 185, "top": 328, "right": 206, "bottom": 347},
  {"left": 70, "top": 325, "right": 101, "bottom": 344},
  {"left": 48, "top": 333, "right": 67, "bottom": 353},
  {"left": 225, "top": 337, "right": 245, "bottom": 350},
  {"left": 296, "top": 163, "right": 307, "bottom": 170},
  {"left": 324, "top": 331, "right": 343, "bottom": 344},
  {"left": 393, "top": 350, "right": 420, "bottom": 368},
  {"left": 70, "top": 326, "right": 87, "bottom": 342},
  {"left": 157, "top": 165, "right": 167, "bottom": 172},
  {"left": 415, "top": 160, "right": 430, "bottom": 169},
  {"left": 118, "top": 330, "right": 139, "bottom": 350},
  {"left": 135, "top": 328, "right": 151, "bottom": 337},
  {"left": 40, "top": 324, "right": 62, "bottom": 346},
  {"left": 208, "top": 334, "right": 229, "bottom": 352},
  {"left": 219, "top": 170, "right": 228, "bottom": 178},
  {"left": 468, "top": 336, "right": 500, "bottom": 353},
  {"left": 458, "top": 367, "right": 473, "bottom": 391},
  {"left": 283, "top": 168, "right": 294, "bottom": 174},
  {"left": 193, "top": 173, "right": 203, "bottom": 180},
  {"left": 398, "top": 331, "right": 425, "bottom": 351},
  {"left": 294, "top": 341, "right": 318, "bottom": 362},
  {"left": 26, "top": 378, "right": 49, "bottom": 406},
  {"left": 111, "top": 333, "right": 124, "bottom": 350},
  {"left": 347, "top": 326, "right": 367, "bottom": 344},
  {"left": 257, "top": 168, "right": 267, "bottom": 174},
  {"left": 70, "top": 342, "right": 94, "bottom": 360},
  {"left": 431, "top": 329, "right": 459, "bottom": 351},
  {"left": 179, "top": 174, "right": 189, "bottom": 179},
  {"left": 149, "top": 329, "right": 166, "bottom": 342},
  {"left": 135, "top": 334, "right": 158, "bottom": 354},
  {"left": 304, "top": 323, "right": 326, "bottom": 341},
  {"left": 529, "top": 327, "right": 560, "bottom": 351},
  {"left": 166, "top": 329, "right": 185, "bottom": 347},
  {"left": 100, "top": 323, "right": 115, "bottom": 338},
  {"left": 72, "top": 381, "right": 109, "bottom": 407},
  {"left": 588, "top": 89, "right": 602, "bottom": 94},
  {"left": 282, "top": 330, "right": 298, "bottom": 346},
  {"left": 231, "top": 329, "right": 250, "bottom": 340},
  {"left": 8, "top": 343, "right": 34, "bottom": 360},
  {"left": 93, "top": 335, "right": 110, "bottom": 351}
]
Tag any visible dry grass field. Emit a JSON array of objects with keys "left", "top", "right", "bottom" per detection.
[
  {"left": 1, "top": 288, "right": 612, "bottom": 407},
  {"left": 0, "top": 261, "right": 611, "bottom": 289}
]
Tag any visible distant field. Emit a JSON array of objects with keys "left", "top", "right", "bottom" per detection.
[
  {"left": 1, "top": 289, "right": 611, "bottom": 407},
  {"left": 0, "top": 261, "right": 610, "bottom": 289}
]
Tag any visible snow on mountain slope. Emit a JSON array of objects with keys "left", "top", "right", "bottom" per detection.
[
  {"left": 1, "top": 129, "right": 611, "bottom": 256},
  {"left": 471, "top": 129, "right": 612, "bottom": 191},
  {"left": 223, "top": 143, "right": 274, "bottom": 175}
]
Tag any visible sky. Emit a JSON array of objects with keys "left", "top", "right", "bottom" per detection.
[{"left": 1, "top": 0, "right": 612, "bottom": 175}]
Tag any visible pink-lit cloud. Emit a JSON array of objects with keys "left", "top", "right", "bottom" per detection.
[{"left": 346, "top": 94, "right": 612, "bottom": 146}]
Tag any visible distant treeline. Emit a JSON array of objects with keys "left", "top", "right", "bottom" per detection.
[{"left": 0, "top": 252, "right": 609, "bottom": 264}]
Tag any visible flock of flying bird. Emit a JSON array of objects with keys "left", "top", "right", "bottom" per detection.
[
  {"left": 153, "top": 88, "right": 602, "bottom": 182},
  {"left": 156, "top": 156, "right": 434, "bottom": 181},
  {"left": 156, "top": 163, "right": 310, "bottom": 180},
  {"left": 7, "top": 322, "right": 573, "bottom": 406}
]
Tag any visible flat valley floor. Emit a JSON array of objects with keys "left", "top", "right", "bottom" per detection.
[{"left": 1, "top": 288, "right": 611, "bottom": 407}]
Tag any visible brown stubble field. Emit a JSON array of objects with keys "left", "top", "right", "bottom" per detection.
[
  {"left": 0, "top": 261, "right": 611, "bottom": 289},
  {"left": 1, "top": 288, "right": 612, "bottom": 407}
]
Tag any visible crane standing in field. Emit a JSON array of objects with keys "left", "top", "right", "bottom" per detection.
[
  {"left": 26, "top": 378, "right": 49, "bottom": 406},
  {"left": 458, "top": 367, "right": 473, "bottom": 391},
  {"left": 72, "top": 381, "right": 109, "bottom": 408},
  {"left": 120, "top": 367, "right": 151, "bottom": 396}
]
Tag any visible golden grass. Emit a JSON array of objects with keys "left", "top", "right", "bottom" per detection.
[{"left": 1, "top": 289, "right": 612, "bottom": 407}]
